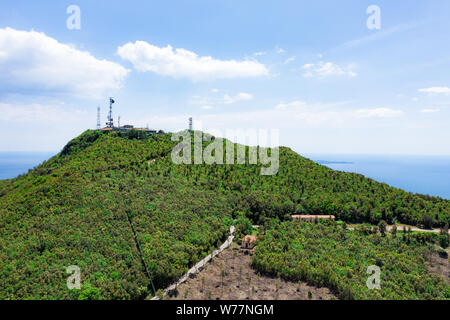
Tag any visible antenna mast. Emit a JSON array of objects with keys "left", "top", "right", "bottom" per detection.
[
  {"left": 106, "top": 97, "right": 115, "bottom": 128},
  {"left": 189, "top": 117, "right": 193, "bottom": 131},
  {"left": 96, "top": 106, "right": 101, "bottom": 129}
]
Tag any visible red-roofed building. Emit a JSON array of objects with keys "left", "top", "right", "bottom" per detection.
[
  {"left": 291, "top": 215, "right": 335, "bottom": 222},
  {"left": 241, "top": 235, "right": 257, "bottom": 249}
]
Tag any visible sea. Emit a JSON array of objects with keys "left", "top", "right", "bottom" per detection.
[
  {"left": 0, "top": 152, "right": 56, "bottom": 180},
  {"left": 305, "top": 154, "right": 450, "bottom": 200},
  {"left": 0, "top": 152, "right": 449, "bottom": 200}
]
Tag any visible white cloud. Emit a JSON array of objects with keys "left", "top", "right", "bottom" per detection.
[
  {"left": 421, "top": 108, "right": 440, "bottom": 113},
  {"left": 418, "top": 87, "right": 450, "bottom": 95},
  {"left": 117, "top": 41, "right": 268, "bottom": 81},
  {"left": 253, "top": 51, "right": 266, "bottom": 56},
  {"left": 355, "top": 108, "right": 404, "bottom": 118},
  {"left": 0, "top": 28, "right": 129, "bottom": 99},
  {"left": 284, "top": 56, "right": 296, "bottom": 65},
  {"left": 223, "top": 93, "right": 253, "bottom": 104},
  {"left": 211, "top": 88, "right": 219, "bottom": 93},
  {"left": 201, "top": 105, "right": 213, "bottom": 110},
  {"left": 276, "top": 47, "right": 286, "bottom": 54},
  {"left": 135, "top": 102, "right": 406, "bottom": 135},
  {"left": 302, "top": 61, "right": 357, "bottom": 78}
]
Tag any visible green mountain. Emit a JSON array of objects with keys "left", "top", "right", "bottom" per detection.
[{"left": 0, "top": 130, "right": 448, "bottom": 299}]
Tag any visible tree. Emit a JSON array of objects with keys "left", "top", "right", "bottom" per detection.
[
  {"left": 378, "top": 220, "right": 387, "bottom": 237},
  {"left": 391, "top": 223, "right": 397, "bottom": 240},
  {"left": 439, "top": 224, "right": 449, "bottom": 249},
  {"left": 440, "top": 223, "right": 449, "bottom": 236},
  {"left": 421, "top": 215, "right": 434, "bottom": 229},
  {"left": 438, "top": 235, "right": 449, "bottom": 249}
]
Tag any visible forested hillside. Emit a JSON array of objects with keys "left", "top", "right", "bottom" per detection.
[
  {"left": 253, "top": 220, "right": 449, "bottom": 300},
  {"left": 0, "top": 130, "right": 448, "bottom": 299}
]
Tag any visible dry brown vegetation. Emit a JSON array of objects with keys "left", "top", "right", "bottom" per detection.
[
  {"left": 167, "top": 243, "right": 336, "bottom": 300},
  {"left": 426, "top": 249, "right": 449, "bottom": 284}
]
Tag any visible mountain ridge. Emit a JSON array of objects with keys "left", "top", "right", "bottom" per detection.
[{"left": 0, "top": 129, "right": 448, "bottom": 299}]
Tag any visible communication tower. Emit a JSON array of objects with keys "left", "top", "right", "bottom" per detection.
[
  {"left": 96, "top": 106, "right": 101, "bottom": 130},
  {"left": 106, "top": 98, "right": 115, "bottom": 128}
]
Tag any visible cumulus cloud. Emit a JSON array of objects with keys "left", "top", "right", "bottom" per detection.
[
  {"left": 0, "top": 28, "right": 129, "bottom": 99},
  {"left": 117, "top": 41, "right": 268, "bottom": 81},
  {"left": 302, "top": 61, "right": 357, "bottom": 78},
  {"left": 418, "top": 87, "right": 450, "bottom": 95}
]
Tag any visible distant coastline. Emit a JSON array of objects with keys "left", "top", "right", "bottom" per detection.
[
  {"left": 307, "top": 154, "right": 450, "bottom": 200},
  {"left": 0, "top": 152, "right": 55, "bottom": 180},
  {"left": 316, "top": 160, "right": 354, "bottom": 165}
]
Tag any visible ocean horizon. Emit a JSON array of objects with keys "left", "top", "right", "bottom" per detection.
[
  {"left": 0, "top": 152, "right": 56, "bottom": 181},
  {"left": 0, "top": 151, "right": 449, "bottom": 200},
  {"left": 305, "top": 153, "right": 450, "bottom": 200}
]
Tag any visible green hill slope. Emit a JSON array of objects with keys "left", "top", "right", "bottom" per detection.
[
  {"left": 253, "top": 220, "right": 449, "bottom": 300},
  {"left": 0, "top": 130, "right": 448, "bottom": 299}
]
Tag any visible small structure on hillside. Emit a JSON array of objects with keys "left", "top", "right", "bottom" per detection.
[
  {"left": 97, "top": 98, "right": 159, "bottom": 135},
  {"left": 241, "top": 235, "right": 257, "bottom": 249},
  {"left": 291, "top": 215, "right": 335, "bottom": 222}
]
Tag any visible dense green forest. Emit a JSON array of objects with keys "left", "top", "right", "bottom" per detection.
[
  {"left": 253, "top": 220, "right": 449, "bottom": 300},
  {"left": 0, "top": 130, "right": 448, "bottom": 299}
]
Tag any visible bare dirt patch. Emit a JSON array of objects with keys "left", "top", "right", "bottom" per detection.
[
  {"left": 167, "top": 243, "right": 336, "bottom": 300},
  {"left": 427, "top": 249, "right": 449, "bottom": 284}
]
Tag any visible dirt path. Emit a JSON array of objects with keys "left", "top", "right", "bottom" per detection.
[
  {"left": 386, "top": 225, "right": 447, "bottom": 234},
  {"left": 167, "top": 243, "right": 336, "bottom": 300},
  {"left": 151, "top": 226, "right": 235, "bottom": 300},
  {"left": 349, "top": 224, "right": 448, "bottom": 234}
]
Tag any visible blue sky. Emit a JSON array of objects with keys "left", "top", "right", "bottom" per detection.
[{"left": 0, "top": 0, "right": 449, "bottom": 155}]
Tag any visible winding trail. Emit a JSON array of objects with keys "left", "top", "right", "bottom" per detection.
[
  {"left": 151, "top": 226, "right": 235, "bottom": 300},
  {"left": 349, "top": 224, "right": 448, "bottom": 234},
  {"left": 386, "top": 225, "right": 448, "bottom": 234}
]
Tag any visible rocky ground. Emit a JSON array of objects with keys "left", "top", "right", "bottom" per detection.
[
  {"left": 426, "top": 248, "right": 449, "bottom": 284},
  {"left": 167, "top": 243, "right": 336, "bottom": 300}
]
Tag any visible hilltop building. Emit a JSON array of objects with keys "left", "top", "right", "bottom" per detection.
[
  {"left": 97, "top": 98, "right": 158, "bottom": 135},
  {"left": 100, "top": 125, "right": 157, "bottom": 135},
  {"left": 241, "top": 235, "right": 257, "bottom": 249},
  {"left": 291, "top": 215, "right": 335, "bottom": 222}
]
